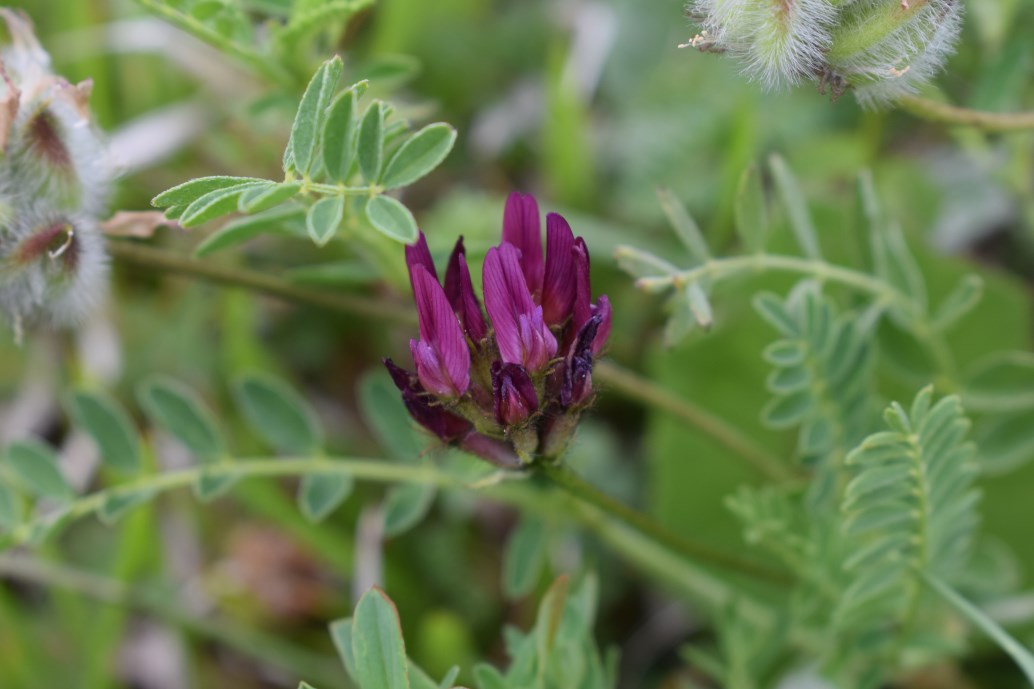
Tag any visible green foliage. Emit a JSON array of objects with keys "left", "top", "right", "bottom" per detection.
[
  {"left": 150, "top": 57, "right": 455, "bottom": 266},
  {"left": 838, "top": 389, "right": 979, "bottom": 634}
]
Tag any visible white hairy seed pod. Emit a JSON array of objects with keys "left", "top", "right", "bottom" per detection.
[
  {"left": 0, "top": 9, "right": 109, "bottom": 335},
  {"left": 825, "top": 0, "right": 964, "bottom": 106},
  {"left": 0, "top": 205, "right": 108, "bottom": 329},
  {"left": 688, "top": 0, "right": 838, "bottom": 86}
]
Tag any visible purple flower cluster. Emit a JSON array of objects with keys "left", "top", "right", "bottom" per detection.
[{"left": 385, "top": 193, "right": 611, "bottom": 467}]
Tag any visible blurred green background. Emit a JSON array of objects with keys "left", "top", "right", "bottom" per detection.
[{"left": 0, "top": 0, "right": 1032, "bottom": 687}]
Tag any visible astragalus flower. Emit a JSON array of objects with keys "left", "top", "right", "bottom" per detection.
[{"left": 385, "top": 193, "right": 611, "bottom": 468}]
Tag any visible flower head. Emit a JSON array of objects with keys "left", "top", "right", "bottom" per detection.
[{"left": 385, "top": 193, "right": 611, "bottom": 466}]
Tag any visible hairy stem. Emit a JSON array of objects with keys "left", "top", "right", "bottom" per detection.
[
  {"left": 898, "top": 95, "right": 1034, "bottom": 132},
  {"left": 108, "top": 241, "right": 786, "bottom": 478}
]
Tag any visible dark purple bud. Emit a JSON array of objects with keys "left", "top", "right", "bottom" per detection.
[
  {"left": 561, "top": 315, "right": 601, "bottom": 408},
  {"left": 444, "top": 237, "right": 488, "bottom": 343},
  {"left": 541, "top": 213, "right": 577, "bottom": 326},
  {"left": 502, "top": 192, "right": 544, "bottom": 296},
  {"left": 483, "top": 243, "right": 557, "bottom": 372},
  {"left": 458, "top": 432, "right": 522, "bottom": 469},
  {"left": 405, "top": 231, "right": 438, "bottom": 289},
  {"left": 383, "top": 358, "right": 472, "bottom": 442},
  {"left": 410, "top": 265, "right": 470, "bottom": 396},
  {"left": 491, "top": 362, "right": 538, "bottom": 426}
]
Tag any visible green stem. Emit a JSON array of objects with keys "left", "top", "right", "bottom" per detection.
[
  {"left": 108, "top": 242, "right": 784, "bottom": 479},
  {"left": 898, "top": 95, "right": 1034, "bottom": 133},
  {"left": 133, "top": 0, "right": 293, "bottom": 86},
  {"left": 539, "top": 464, "right": 792, "bottom": 586},
  {"left": 0, "top": 457, "right": 787, "bottom": 596},
  {"left": 635, "top": 253, "right": 958, "bottom": 384},
  {"left": 593, "top": 360, "right": 792, "bottom": 481},
  {"left": 0, "top": 554, "right": 346, "bottom": 688},
  {"left": 108, "top": 241, "right": 417, "bottom": 326}
]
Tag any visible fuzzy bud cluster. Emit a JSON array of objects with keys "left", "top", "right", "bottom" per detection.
[
  {"left": 0, "top": 9, "right": 108, "bottom": 337},
  {"left": 385, "top": 193, "right": 612, "bottom": 468},
  {"left": 685, "top": 0, "right": 963, "bottom": 106}
]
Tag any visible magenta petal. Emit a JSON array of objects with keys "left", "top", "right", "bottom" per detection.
[
  {"left": 492, "top": 362, "right": 538, "bottom": 426},
  {"left": 483, "top": 243, "right": 534, "bottom": 365},
  {"left": 444, "top": 237, "right": 488, "bottom": 343},
  {"left": 541, "top": 213, "right": 577, "bottom": 326},
  {"left": 411, "top": 266, "right": 470, "bottom": 395},
  {"left": 405, "top": 232, "right": 438, "bottom": 290},
  {"left": 502, "top": 192, "right": 544, "bottom": 296},
  {"left": 383, "top": 358, "right": 471, "bottom": 442},
  {"left": 572, "top": 237, "right": 593, "bottom": 332}
]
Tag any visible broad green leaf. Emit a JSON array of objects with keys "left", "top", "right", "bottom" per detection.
[
  {"left": 68, "top": 391, "right": 141, "bottom": 473},
  {"left": 358, "top": 371, "right": 426, "bottom": 462},
  {"left": 233, "top": 374, "right": 323, "bottom": 455},
  {"left": 298, "top": 683, "right": 318, "bottom": 689},
  {"left": 288, "top": 56, "right": 343, "bottom": 175},
  {"left": 307, "top": 195, "right": 345, "bottom": 247},
  {"left": 769, "top": 154, "right": 821, "bottom": 259},
  {"left": 239, "top": 181, "right": 302, "bottom": 213},
  {"left": 366, "top": 195, "right": 418, "bottom": 244},
  {"left": 194, "top": 205, "right": 305, "bottom": 258},
  {"left": 0, "top": 483, "right": 20, "bottom": 528},
  {"left": 656, "top": 187, "right": 710, "bottom": 261},
  {"left": 502, "top": 517, "right": 547, "bottom": 600},
  {"left": 298, "top": 472, "right": 353, "bottom": 522},
  {"left": 152, "top": 176, "right": 266, "bottom": 208},
  {"left": 138, "top": 376, "right": 224, "bottom": 460},
  {"left": 330, "top": 618, "right": 358, "bottom": 679},
  {"left": 381, "top": 124, "right": 457, "bottom": 190},
  {"left": 384, "top": 483, "right": 436, "bottom": 537},
  {"left": 357, "top": 101, "right": 386, "bottom": 183},
  {"left": 323, "top": 81, "right": 368, "bottom": 182},
  {"left": 352, "top": 588, "right": 410, "bottom": 689},
  {"left": 97, "top": 488, "right": 156, "bottom": 525},
  {"left": 180, "top": 183, "right": 266, "bottom": 228},
  {"left": 4, "top": 439, "right": 72, "bottom": 501},
  {"left": 734, "top": 162, "right": 767, "bottom": 253}
]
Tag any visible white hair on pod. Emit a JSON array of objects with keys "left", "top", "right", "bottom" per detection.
[
  {"left": 0, "top": 203, "right": 108, "bottom": 328},
  {"left": 827, "top": 0, "right": 963, "bottom": 107},
  {"left": 689, "top": 0, "right": 838, "bottom": 87},
  {"left": 0, "top": 9, "right": 109, "bottom": 335}
]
